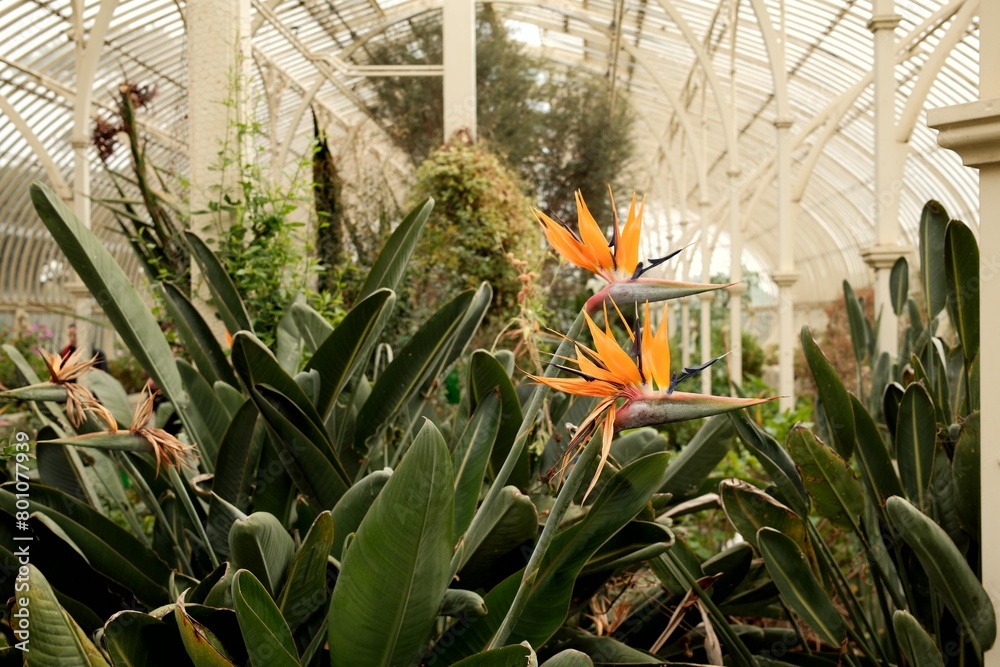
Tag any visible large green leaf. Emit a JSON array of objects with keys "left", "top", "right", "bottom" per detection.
[
  {"left": 356, "top": 198, "right": 434, "bottom": 301},
  {"left": 29, "top": 183, "right": 187, "bottom": 415},
  {"left": 253, "top": 384, "right": 350, "bottom": 510},
  {"left": 544, "top": 628, "right": 660, "bottom": 664},
  {"left": 228, "top": 512, "right": 296, "bottom": 598},
  {"left": 290, "top": 302, "right": 334, "bottom": 353},
  {"left": 757, "top": 528, "right": 845, "bottom": 647},
  {"left": 208, "top": 401, "right": 263, "bottom": 554},
  {"left": 232, "top": 570, "right": 300, "bottom": 667},
  {"left": 453, "top": 391, "right": 502, "bottom": 540},
  {"left": 175, "top": 593, "right": 239, "bottom": 667},
  {"left": 850, "top": 395, "right": 904, "bottom": 506},
  {"left": 353, "top": 288, "right": 479, "bottom": 451},
  {"left": 160, "top": 281, "right": 238, "bottom": 387},
  {"left": 944, "top": 220, "right": 980, "bottom": 364},
  {"left": 540, "top": 650, "right": 594, "bottom": 666},
  {"left": 887, "top": 496, "right": 996, "bottom": 652},
  {"left": 893, "top": 610, "right": 944, "bottom": 667},
  {"left": 434, "top": 453, "right": 669, "bottom": 661},
  {"left": 952, "top": 411, "right": 980, "bottom": 534},
  {"left": 305, "top": 288, "right": 395, "bottom": 418},
  {"left": 185, "top": 231, "right": 253, "bottom": 335},
  {"left": 277, "top": 511, "right": 335, "bottom": 630},
  {"left": 0, "top": 484, "right": 170, "bottom": 607},
  {"left": 729, "top": 412, "right": 808, "bottom": 516},
  {"left": 468, "top": 350, "right": 526, "bottom": 488},
  {"left": 328, "top": 421, "right": 454, "bottom": 667},
  {"left": 177, "top": 359, "right": 228, "bottom": 468},
  {"left": 919, "top": 200, "right": 951, "bottom": 321},
  {"left": 104, "top": 610, "right": 194, "bottom": 667},
  {"left": 801, "top": 326, "right": 854, "bottom": 460},
  {"left": 660, "top": 414, "right": 733, "bottom": 500},
  {"left": 719, "top": 479, "right": 806, "bottom": 550},
  {"left": 12, "top": 564, "right": 110, "bottom": 666},
  {"left": 843, "top": 281, "right": 868, "bottom": 366},
  {"left": 330, "top": 469, "right": 391, "bottom": 560},
  {"left": 455, "top": 486, "right": 538, "bottom": 587},
  {"left": 890, "top": 256, "right": 909, "bottom": 317},
  {"left": 895, "top": 383, "right": 937, "bottom": 509},
  {"left": 450, "top": 645, "right": 536, "bottom": 667},
  {"left": 786, "top": 426, "right": 863, "bottom": 530}
]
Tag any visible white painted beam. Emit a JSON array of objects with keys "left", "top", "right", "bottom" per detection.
[{"left": 443, "top": 0, "right": 477, "bottom": 141}]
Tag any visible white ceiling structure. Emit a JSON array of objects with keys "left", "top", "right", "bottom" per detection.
[{"left": 0, "top": 0, "right": 981, "bottom": 316}]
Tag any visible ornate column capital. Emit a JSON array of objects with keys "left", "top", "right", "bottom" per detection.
[
  {"left": 861, "top": 245, "right": 911, "bottom": 270},
  {"left": 928, "top": 98, "right": 1000, "bottom": 168},
  {"left": 867, "top": 14, "right": 902, "bottom": 32},
  {"left": 771, "top": 271, "right": 800, "bottom": 288}
]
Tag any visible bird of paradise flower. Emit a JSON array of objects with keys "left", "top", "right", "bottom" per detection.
[
  {"left": 534, "top": 190, "right": 730, "bottom": 311},
  {"left": 532, "top": 301, "right": 776, "bottom": 500}
]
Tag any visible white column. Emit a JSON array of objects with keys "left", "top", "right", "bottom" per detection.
[
  {"left": 773, "top": 116, "right": 798, "bottom": 411},
  {"left": 443, "top": 0, "right": 477, "bottom": 141},
  {"left": 728, "top": 169, "right": 744, "bottom": 390},
  {"left": 699, "top": 200, "right": 713, "bottom": 394},
  {"left": 680, "top": 296, "right": 692, "bottom": 370},
  {"left": 865, "top": 5, "right": 904, "bottom": 358},
  {"left": 187, "top": 0, "right": 252, "bottom": 338},
  {"left": 928, "top": 3, "right": 1000, "bottom": 658}
]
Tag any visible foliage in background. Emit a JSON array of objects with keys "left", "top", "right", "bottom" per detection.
[
  {"left": 407, "top": 142, "right": 543, "bottom": 351},
  {"left": 362, "top": 5, "right": 634, "bottom": 224},
  {"left": 0, "top": 325, "right": 50, "bottom": 391},
  {"left": 93, "top": 79, "right": 333, "bottom": 348}
]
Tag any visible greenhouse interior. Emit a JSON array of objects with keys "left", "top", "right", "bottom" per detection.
[{"left": 0, "top": 0, "right": 997, "bottom": 664}]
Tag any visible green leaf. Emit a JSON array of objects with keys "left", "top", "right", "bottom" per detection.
[
  {"left": 177, "top": 359, "right": 228, "bottom": 467},
  {"left": 544, "top": 628, "right": 660, "bottom": 664},
  {"left": 801, "top": 326, "right": 854, "bottom": 460},
  {"left": 330, "top": 469, "right": 392, "bottom": 560},
  {"left": 944, "top": 220, "right": 980, "bottom": 364},
  {"left": 719, "top": 479, "right": 806, "bottom": 550},
  {"left": 850, "top": 395, "right": 904, "bottom": 507},
  {"left": 786, "top": 426, "right": 863, "bottom": 530},
  {"left": 304, "top": 288, "right": 395, "bottom": 417},
  {"left": 441, "top": 589, "right": 488, "bottom": 617},
  {"left": 356, "top": 198, "right": 434, "bottom": 301},
  {"left": 104, "top": 610, "right": 194, "bottom": 667},
  {"left": 185, "top": 231, "right": 253, "bottom": 335},
  {"left": 290, "top": 302, "right": 334, "bottom": 353},
  {"left": 757, "top": 528, "right": 846, "bottom": 647},
  {"left": 453, "top": 391, "right": 502, "bottom": 540},
  {"left": 701, "top": 542, "right": 754, "bottom": 602},
  {"left": 160, "top": 281, "right": 238, "bottom": 387},
  {"left": 952, "top": 411, "right": 980, "bottom": 535},
  {"left": 660, "top": 414, "right": 733, "bottom": 500},
  {"left": 729, "top": 412, "right": 808, "bottom": 516},
  {"left": 469, "top": 349, "right": 528, "bottom": 489},
  {"left": 277, "top": 511, "right": 334, "bottom": 630},
  {"left": 328, "top": 421, "right": 454, "bottom": 667},
  {"left": 540, "top": 649, "right": 595, "bottom": 667},
  {"left": 252, "top": 384, "right": 350, "bottom": 510},
  {"left": 843, "top": 281, "right": 868, "bottom": 366},
  {"left": 895, "top": 383, "right": 937, "bottom": 508},
  {"left": 275, "top": 302, "right": 305, "bottom": 373},
  {"left": 434, "top": 453, "right": 669, "bottom": 661},
  {"left": 919, "top": 200, "right": 950, "bottom": 320},
  {"left": 893, "top": 610, "right": 944, "bottom": 667},
  {"left": 353, "top": 288, "right": 478, "bottom": 451},
  {"left": 232, "top": 570, "right": 300, "bottom": 667},
  {"left": 174, "top": 593, "right": 238, "bottom": 667},
  {"left": 208, "top": 401, "right": 263, "bottom": 553},
  {"left": 0, "top": 484, "right": 171, "bottom": 607},
  {"left": 228, "top": 512, "right": 296, "bottom": 597},
  {"left": 11, "top": 564, "right": 110, "bottom": 666},
  {"left": 890, "top": 256, "right": 909, "bottom": 317},
  {"left": 455, "top": 486, "right": 538, "bottom": 587},
  {"left": 29, "top": 182, "right": 188, "bottom": 417},
  {"left": 450, "top": 645, "right": 535, "bottom": 667},
  {"left": 887, "top": 496, "right": 996, "bottom": 652}
]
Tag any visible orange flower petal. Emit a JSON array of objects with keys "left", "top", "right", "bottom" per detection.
[
  {"left": 617, "top": 194, "right": 645, "bottom": 275},
  {"left": 585, "top": 311, "right": 642, "bottom": 386},
  {"left": 643, "top": 302, "right": 672, "bottom": 390},
  {"left": 530, "top": 374, "right": 620, "bottom": 398},
  {"left": 535, "top": 209, "right": 603, "bottom": 274},
  {"left": 575, "top": 191, "right": 614, "bottom": 274}
]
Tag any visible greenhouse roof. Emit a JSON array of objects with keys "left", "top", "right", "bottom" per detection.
[{"left": 0, "top": 0, "right": 980, "bottom": 312}]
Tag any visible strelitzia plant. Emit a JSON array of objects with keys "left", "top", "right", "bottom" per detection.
[
  {"left": 534, "top": 190, "right": 729, "bottom": 311},
  {"left": 533, "top": 301, "right": 777, "bottom": 499}
]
